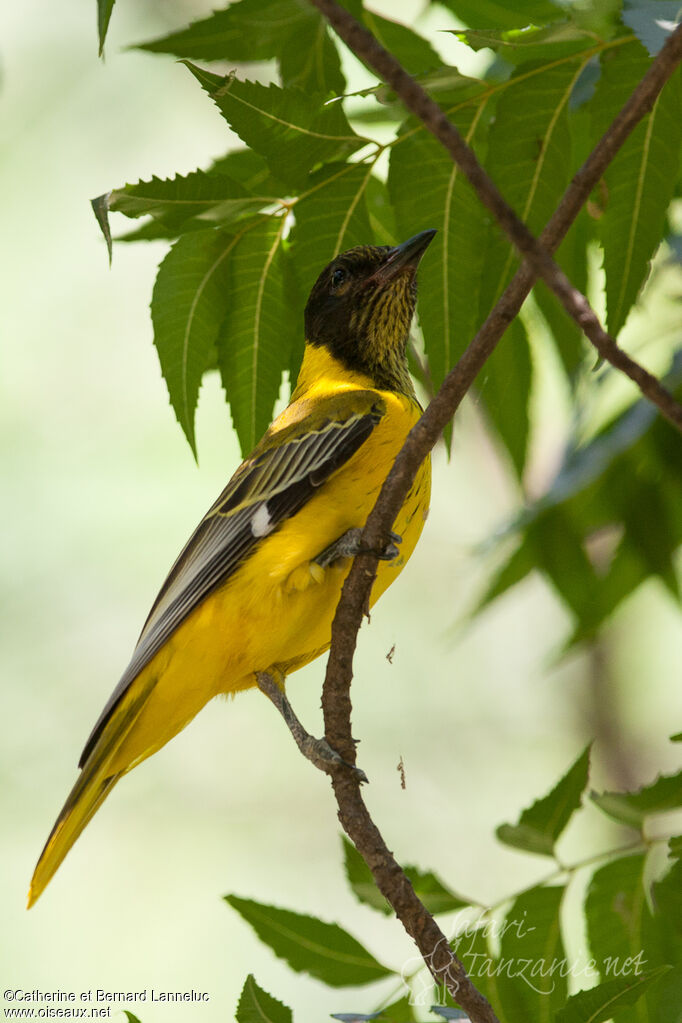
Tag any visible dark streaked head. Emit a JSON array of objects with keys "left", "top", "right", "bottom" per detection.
[{"left": 304, "top": 230, "right": 436, "bottom": 394}]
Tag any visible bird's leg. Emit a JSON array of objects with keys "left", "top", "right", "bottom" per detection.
[
  {"left": 256, "top": 670, "right": 368, "bottom": 783},
  {"left": 314, "top": 528, "right": 402, "bottom": 568}
]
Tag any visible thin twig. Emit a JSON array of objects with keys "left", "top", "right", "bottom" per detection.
[{"left": 303, "top": 4, "right": 682, "bottom": 1019}]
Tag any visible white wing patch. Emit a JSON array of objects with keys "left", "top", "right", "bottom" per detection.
[{"left": 251, "top": 503, "right": 275, "bottom": 538}]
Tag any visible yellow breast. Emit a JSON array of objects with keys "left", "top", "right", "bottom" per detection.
[{"left": 108, "top": 346, "right": 430, "bottom": 773}]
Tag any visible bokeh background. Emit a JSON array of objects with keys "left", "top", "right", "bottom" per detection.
[{"left": 2, "top": 1, "right": 681, "bottom": 1020}]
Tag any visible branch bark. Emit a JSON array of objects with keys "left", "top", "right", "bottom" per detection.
[{"left": 304, "top": 6, "right": 682, "bottom": 1019}]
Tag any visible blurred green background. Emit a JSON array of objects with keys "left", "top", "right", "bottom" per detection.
[{"left": 2, "top": 1, "right": 681, "bottom": 1020}]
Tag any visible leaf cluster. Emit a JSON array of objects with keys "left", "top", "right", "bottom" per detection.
[{"left": 121, "top": 742, "right": 682, "bottom": 1020}]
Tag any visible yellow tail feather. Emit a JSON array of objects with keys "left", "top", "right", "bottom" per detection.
[{"left": 28, "top": 769, "right": 122, "bottom": 908}]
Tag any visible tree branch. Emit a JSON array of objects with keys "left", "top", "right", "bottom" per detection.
[
  {"left": 298, "top": 4, "right": 682, "bottom": 1019},
  {"left": 313, "top": 0, "right": 682, "bottom": 432}
]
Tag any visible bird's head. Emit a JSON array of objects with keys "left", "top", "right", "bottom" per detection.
[{"left": 304, "top": 229, "right": 436, "bottom": 394}]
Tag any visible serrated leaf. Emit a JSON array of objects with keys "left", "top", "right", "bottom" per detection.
[
  {"left": 388, "top": 88, "right": 490, "bottom": 399},
  {"left": 592, "top": 41, "right": 682, "bottom": 336},
  {"left": 342, "top": 837, "right": 470, "bottom": 916},
  {"left": 136, "top": 0, "right": 312, "bottom": 63},
  {"left": 452, "top": 22, "right": 597, "bottom": 64},
  {"left": 496, "top": 885, "right": 567, "bottom": 1023},
  {"left": 217, "top": 217, "right": 294, "bottom": 454},
  {"left": 225, "top": 895, "right": 391, "bottom": 987},
  {"left": 622, "top": 0, "right": 682, "bottom": 56},
  {"left": 185, "top": 64, "right": 367, "bottom": 189},
  {"left": 97, "top": 0, "right": 115, "bottom": 56},
  {"left": 554, "top": 967, "right": 672, "bottom": 1023},
  {"left": 437, "top": 0, "right": 564, "bottom": 30},
  {"left": 497, "top": 745, "right": 591, "bottom": 855},
  {"left": 236, "top": 975, "right": 292, "bottom": 1023},
  {"left": 591, "top": 770, "right": 682, "bottom": 829},
  {"left": 151, "top": 228, "right": 239, "bottom": 455},
  {"left": 108, "top": 171, "right": 275, "bottom": 236},
  {"left": 478, "top": 58, "right": 581, "bottom": 317}
]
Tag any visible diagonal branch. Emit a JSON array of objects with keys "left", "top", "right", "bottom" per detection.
[
  {"left": 300, "top": 4, "right": 682, "bottom": 1020},
  {"left": 313, "top": 0, "right": 682, "bottom": 431}
]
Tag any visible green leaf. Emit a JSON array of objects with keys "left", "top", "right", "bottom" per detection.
[
  {"left": 279, "top": 15, "right": 345, "bottom": 94},
  {"left": 97, "top": 0, "right": 115, "bottom": 56},
  {"left": 452, "top": 22, "right": 598, "bottom": 64},
  {"left": 670, "top": 733, "right": 682, "bottom": 743},
  {"left": 388, "top": 84, "right": 490, "bottom": 433},
  {"left": 585, "top": 853, "right": 681, "bottom": 1022},
  {"left": 478, "top": 316, "right": 533, "bottom": 477},
  {"left": 437, "top": 0, "right": 565, "bottom": 31},
  {"left": 554, "top": 967, "right": 672, "bottom": 1023},
  {"left": 496, "top": 885, "right": 567, "bottom": 1023},
  {"left": 592, "top": 40, "right": 682, "bottom": 336},
  {"left": 373, "top": 996, "right": 415, "bottom": 1021},
  {"left": 622, "top": 0, "right": 682, "bottom": 56},
  {"left": 185, "top": 64, "right": 367, "bottom": 189},
  {"left": 108, "top": 171, "right": 275, "bottom": 236},
  {"left": 591, "top": 770, "right": 682, "bottom": 829},
  {"left": 224, "top": 895, "right": 392, "bottom": 987},
  {"left": 151, "top": 228, "right": 237, "bottom": 455},
  {"left": 136, "top": 0, "right": 312, "bottom": 63},
  {"left": 290, "top": 162, "right": 374, "bottom": 304},
  {"left": 653, "top": 856, "right": 682, "bottom": 938},
  {"left": 363, "top": 12, "right": 443, "bottom": 76},
  {"left": 497, "top": 745, "right": 591, "bottom": 855},
  {"left": 236, "top": 975, "right": 292, "bottom": 1023},
  {"left": 217, "top": 217, "right": 295, "bottom": 454},
  {"left": 450, "top": 923, "right": 505, "bottom": 1013},
  {"left": 342, "top": 837, "right": 470, "bottom": 916},
  {"left": 478, "top": 58, "right": 581, "bottom": 317},
  {"left": 532, "top": 200, "right": 594, "bottom": 378},
  {"left": 288, "top": 161, "right": 374, "bottom": 379}
]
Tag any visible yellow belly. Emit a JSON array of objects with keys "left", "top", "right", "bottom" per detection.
[{"left": 109, "top": 394, "right": 430, "bottom": 774}]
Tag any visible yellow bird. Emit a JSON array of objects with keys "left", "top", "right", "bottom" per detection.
[{"left": 28, "top": 229, "right": 435, "bottom": 906}]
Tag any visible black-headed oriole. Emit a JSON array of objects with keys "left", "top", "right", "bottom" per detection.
[{"left": 28, "top": 229, "right": 435, "bottom": 906}]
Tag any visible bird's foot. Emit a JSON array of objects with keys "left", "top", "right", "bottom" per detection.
[
  {"left": 256, "top": 671, "right": 368, "bottom": 783},
  {"left": 315, "top": 527, "right": 402, "bottom": 568}
]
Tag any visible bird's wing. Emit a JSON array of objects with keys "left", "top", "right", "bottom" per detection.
[{"left": 79, "top": 391, "right": 384, "bottom": 767}]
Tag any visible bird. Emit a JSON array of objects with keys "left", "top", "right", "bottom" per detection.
[{"left": 28, "top": 228, "right": 435, "bottom": 907}]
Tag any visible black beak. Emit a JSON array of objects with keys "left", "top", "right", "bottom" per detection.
[{"left": 376, "top": 229, "right": 437, "bottom": 283}]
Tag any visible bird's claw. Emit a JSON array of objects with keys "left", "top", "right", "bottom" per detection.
[{"left": 315, "top": 528, "right": 402, "bottom": 567}]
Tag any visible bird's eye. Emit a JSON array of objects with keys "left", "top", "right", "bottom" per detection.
[{"left": 331, "top": 267, "right": 347, "bottom": 288}]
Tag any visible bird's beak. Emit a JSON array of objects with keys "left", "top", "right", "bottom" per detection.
[{"left": 375, "top": 229, "right": 437, "bottom": 283}]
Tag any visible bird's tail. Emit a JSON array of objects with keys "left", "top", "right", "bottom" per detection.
[{"left": 27, "top": 765, "right": 123, "bottom": 908}]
